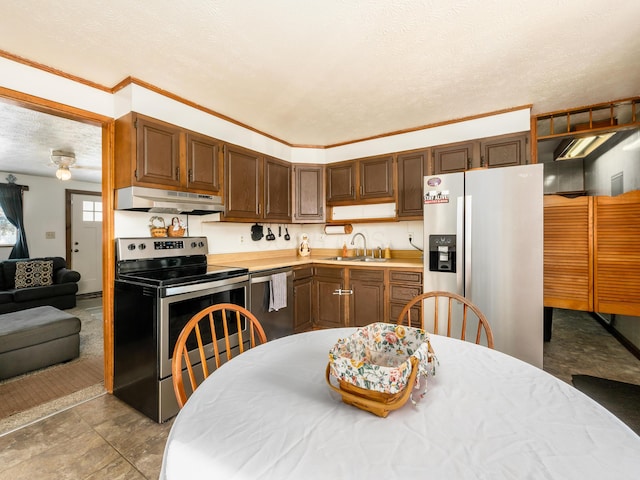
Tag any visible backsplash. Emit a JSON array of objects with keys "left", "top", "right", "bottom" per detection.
[{"left": 114, "top": 210, "right": 423, "bottom": 255}]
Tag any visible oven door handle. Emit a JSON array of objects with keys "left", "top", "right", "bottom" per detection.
[{"left": 164, "top": 274, "right": 250, "bottom": 296}]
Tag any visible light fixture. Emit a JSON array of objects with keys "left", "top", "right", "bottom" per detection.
[
  {"left": 554, "top": 133, "right": 616, "bottom": 161},
  {"left": 50, "top": 150, "right": 76, "bottom": 181},
  {"left": 55, "top": 166, "right": 72, "bottom": 181}
]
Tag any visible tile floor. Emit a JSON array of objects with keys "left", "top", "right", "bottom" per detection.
[{"left": 1, "top": 309, "right": 639, "bottom": 479}]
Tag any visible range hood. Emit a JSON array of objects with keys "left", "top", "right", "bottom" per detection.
[
  {"left": 553, "top": 132, "right": 617, "bottom": 161},
  {"left": 116, "top": 186, "right": 225, "bottom": 215}
]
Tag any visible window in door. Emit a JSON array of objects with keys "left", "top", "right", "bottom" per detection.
[{"left": 82, "top": 200, "right": 102, "bottom": 222}]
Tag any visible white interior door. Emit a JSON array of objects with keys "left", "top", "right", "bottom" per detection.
[{"left": 71, "top": 192, "right": 102, "bottom": 294}]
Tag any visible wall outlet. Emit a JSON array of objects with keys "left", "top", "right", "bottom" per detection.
[
  {"left": 408, "top": 232, "right": 414, "bottom": 242},
  {"left": 239, "top": 235, "right": 244, "bottom": 243},
  {"left": 45, "top": 231, "right": 55, "bottom": 239}
]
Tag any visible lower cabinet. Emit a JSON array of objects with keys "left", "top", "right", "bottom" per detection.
[
  {"left": 313, "top": 266, "right": 346, "bottom": 328},
  {"left": 293, "top": 266, "right": 313, "bottom": 333},
  {"left": 388, "top": 270, "right": 423, "bottom": 323},
  {"left": 349, "top": 269, "right": 385, "bottom": 327},
  {"left": 292, "top": 265, "right": 423, "bottom": 331}
]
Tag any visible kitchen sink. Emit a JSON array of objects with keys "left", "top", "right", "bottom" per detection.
[{"left": 323, "top": 256, "right": 388, "bottom": 262}]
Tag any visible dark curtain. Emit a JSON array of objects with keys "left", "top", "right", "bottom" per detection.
[{"left": 0, "top": 183, "right": 29, "bottom": 258}]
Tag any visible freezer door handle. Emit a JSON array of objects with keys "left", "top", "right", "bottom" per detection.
[
  {"left": 464, "top": 194, "right": 472, "bottom": 298},
  {"left": 456, "top": 196, "right": 464, "bottom": 295}
]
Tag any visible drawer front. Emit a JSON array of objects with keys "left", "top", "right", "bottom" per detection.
[
  {"left": 314, "top": 266, "right": 344, "bottom": 279},
  {"left": 390, "top": 302, "right": 421, "bottom": 324},
  {"left": 389, "top": 270, "right": 422, "bottom": 285},
  {"left": 349, "top": 268, "right": 384, "bottom": 283},
  {"left": 293, "top": 266, "right": 313, "bottom": 281},
  {"left": 390, "top": 284, "right": 422, "bottom": 303}
]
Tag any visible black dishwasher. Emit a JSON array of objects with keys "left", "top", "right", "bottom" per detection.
[{"left": 249, "top": 267, "right": 294, "bottom": 340}]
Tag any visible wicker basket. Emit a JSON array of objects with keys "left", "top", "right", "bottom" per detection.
[
  {"left": 326, "top": 323, "right": 436, "bottom": 417},
  {"left": 149, "top": 216, "right": 167, "bottom": 237},
  {"left": 326, "top": 356, "right": 421, "bottom": 417},
  {"left": 167, "top": 217, "right": 185, "bottom": 237}
]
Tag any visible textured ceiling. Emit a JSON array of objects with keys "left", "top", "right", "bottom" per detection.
[{"left": 0, "top": 0, "right": 639, "bottom": 183}]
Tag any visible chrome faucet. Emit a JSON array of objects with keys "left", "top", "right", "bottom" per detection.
[{"left": 350, "top": 232, "right": 367, "bottom": 257}]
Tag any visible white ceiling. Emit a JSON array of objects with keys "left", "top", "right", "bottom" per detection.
[{"left": 0, "top": 0, "right": 639, "bottom": 184}]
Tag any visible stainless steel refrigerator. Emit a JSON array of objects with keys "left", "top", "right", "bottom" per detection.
[{"left": 423, "top": 164, "right": 543, "bottom": 367}]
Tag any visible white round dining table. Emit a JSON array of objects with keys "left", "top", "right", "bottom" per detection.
[{"left": 160, "top": 328, "right": 640, "bottom": 479}]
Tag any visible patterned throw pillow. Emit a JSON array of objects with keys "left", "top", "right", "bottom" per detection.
[{"left": 14, "top": 260, "right": 54, "bottom": 289}]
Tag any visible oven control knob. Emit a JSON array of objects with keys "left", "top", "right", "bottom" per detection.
[
  {"left": 198, "top": 241, "right": 205, "bottom": 248},
  {"left": 127, "top": 243, "right": 136, "bottom": 251},
  {"left": 190, "top": 241, "right": 197, "bottom": 248},
  {"left": 138, "top": 244, "right": 146, "bottom": 250}
]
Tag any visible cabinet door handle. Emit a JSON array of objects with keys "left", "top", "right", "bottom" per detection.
[
  {"left": 188, "top": 169, "right": 193, "bottom": 182},
  {"left": 360, "top": 185, "right": 363, "bottom": 196},
  {"left": 258, "top": 204, "right": 261, "bottom": 215},
  {"left": 176, "top": 167, "right": 180, "bottom": 180},
  {"left": 332, "top": 289, "right": 353, "bottom": 296}
]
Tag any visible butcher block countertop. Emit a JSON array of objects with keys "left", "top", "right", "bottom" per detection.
[{"left": 207, "top": 249, "right": 423, "bottom": 272}]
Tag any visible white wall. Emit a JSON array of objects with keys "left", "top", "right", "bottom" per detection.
[
  {"left": 113, "top": 82, "right": 531, "bottom": 165},
  {"left": 0, "top": 171, "right": 100, "bottom": 260},
  {"left": 585, "top": 130, "right": 640, "bottom": 195}
]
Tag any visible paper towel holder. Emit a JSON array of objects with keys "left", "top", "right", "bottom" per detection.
[{"left": 323, "top": 224, "right": 353, "bottom": 235}]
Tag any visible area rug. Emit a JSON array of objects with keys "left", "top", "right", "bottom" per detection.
[
  {"left": 0, "top": 301, "right": 105, "bottom": 435},
  {"left": 572, "top": 374, "right": 640, "bottom": 436},
  {"left": 0, "top": 355, "right": 103, "bottom": 419}
]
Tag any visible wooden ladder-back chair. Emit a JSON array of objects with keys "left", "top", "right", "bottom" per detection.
[
  {"left": 172, "top": 303, "right": 267, "bottom": 408},
  {"left": 397, "top": 291, "right": 494, "bottom": 348}
]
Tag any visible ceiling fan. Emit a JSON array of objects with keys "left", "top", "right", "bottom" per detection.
[{"left": 49, "top": 150, "right": 100, "bottom": 181}]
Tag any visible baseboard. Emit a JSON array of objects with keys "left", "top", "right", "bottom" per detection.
[
  {"left": 77, "top": 292, "right": 102, "bottom": 300},
  {"left": 592, "top": 312, "right": 640, "bottom": 362}
]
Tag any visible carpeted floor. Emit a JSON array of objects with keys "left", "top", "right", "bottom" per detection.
[
  {"left": 0, "top": 298, "right": 105, "bottom": 435},
  {"left": 572, "top": 374, "right": 640, "bottom": 436}
]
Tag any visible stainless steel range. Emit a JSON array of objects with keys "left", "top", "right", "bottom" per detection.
[{"left": 113, "top": 236, "right": 249, "bottom": 422}]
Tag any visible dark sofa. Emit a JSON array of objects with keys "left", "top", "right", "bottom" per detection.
[{"left": 0, "top": 257, "right": 81, "bottom": 314}]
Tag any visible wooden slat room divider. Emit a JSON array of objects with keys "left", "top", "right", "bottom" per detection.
[
  {"left": 543, "top": 195, "right": 593, "bottom": 311},
  {"left": 594, "top": 190, "right": 640, "bottom": 316}
]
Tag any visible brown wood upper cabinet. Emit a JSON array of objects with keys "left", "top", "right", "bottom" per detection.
[
  {"left": 292, "top": 164, "right": 325, "bottom": 223},
  {"left": 223, "top": 144, "right": 291, "bottom": 222},
  {"left": 326, "top": 155, "right": 394, "bottom": 205},
  {"left": 433, "top": 142, "right": 476, "bottom": 174},
  {"left": 114, "top": 112, "right": 222, "bottom": 195},
  {"left": 264, "top": 156, "right": 292, "bottom": 221},
  {"left": 186, "top": 132, "right": 222, "bottom": 193},
  {"left": 397, "top": 149, "right": 429, "bottom": 218},
  {"left": 433, "top": 133, "right": 529, "bottom": 174},
  {"left": 481, "top": 134, "right": 528, "bottom": 168}
]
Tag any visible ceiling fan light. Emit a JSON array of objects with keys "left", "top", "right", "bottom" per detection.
[{"left": 56, "top": 166, "right": 72, "bottom": 181}]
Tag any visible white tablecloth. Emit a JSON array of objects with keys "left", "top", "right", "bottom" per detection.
[{"left": 160, "top": 328, "right": 640, "bottom": 479}]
